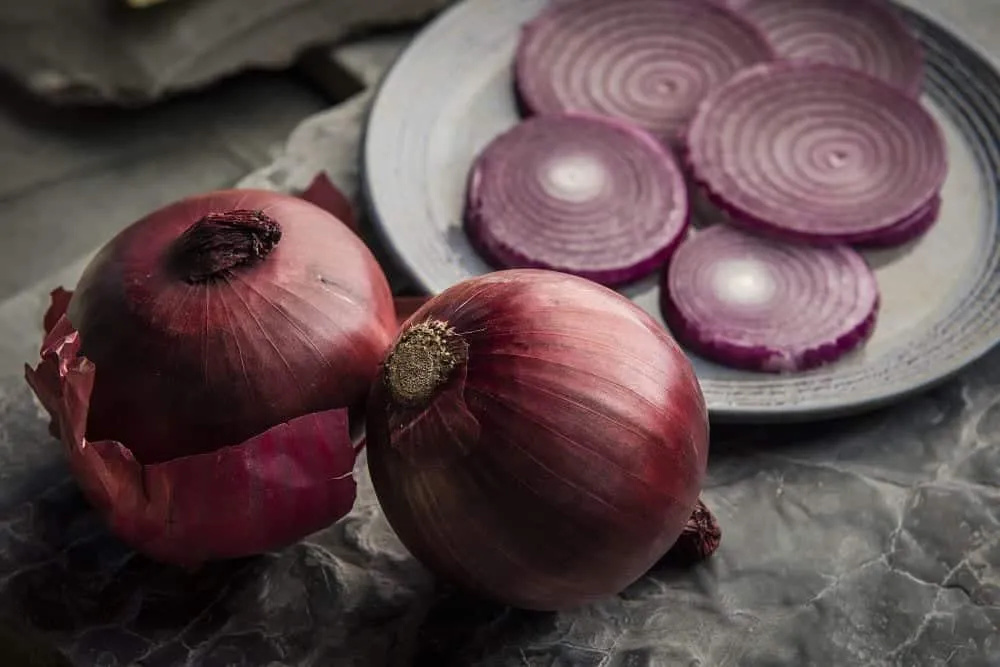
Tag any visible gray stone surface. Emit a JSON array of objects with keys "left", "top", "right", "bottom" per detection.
[
  {"left": 0, "top": 72, "right": 330, "bottom": 303},
  {"left": 0, "top": 0, "right": 451, "bottom": 105},
  {"left": 2, "top": 19, "right": 1000, "bottom": 667}
]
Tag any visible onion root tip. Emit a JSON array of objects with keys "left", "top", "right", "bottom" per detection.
[{"left": 384, "top": 320, "right": 467, "bottom": 408}]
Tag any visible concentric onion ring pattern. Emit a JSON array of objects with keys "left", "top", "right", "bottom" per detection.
[
  {"left": 515, "top": 0, "right": 774, "bottom": 143},
  {"left": 465, "top": 114, "right": 689, "bottom": 286},
  {"left": 737, "top": 0, "right": 924, "bottom": 95},
  {"left": 687, "top": 62, "right": 947, "bottom": 243},
  {"left": 662, "top": 224, "right": 879, "bottom": 372}
]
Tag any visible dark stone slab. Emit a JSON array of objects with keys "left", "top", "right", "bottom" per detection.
[{"left": 0, "top": 0, "right": 451, "bottom": 106}]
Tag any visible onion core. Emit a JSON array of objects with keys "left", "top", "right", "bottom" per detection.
[
  {"left": 515, "top": 0, "right": 773, "bottom": 143},
  {"left": 367, "top": 269, "right": 716, "bottom": 610},
  {"left": 686, "top": 62, "right": 947, "bottom": 245},
  {"left": 661, "top": 225, "right": 879, "bottom": 372},
  {"left": 465, "top": 114, "right": 689, "bottom": 286}
]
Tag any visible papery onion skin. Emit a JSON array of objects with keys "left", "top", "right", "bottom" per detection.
[
  {"left": 661, "top": 224, "right": 879, "bottom": 372},
  {"left": 686, "top": 62, "right": 947, "bottom": 246},
  {"left": 465, "top": 114, "right": 690, "bottom": 286},
  {"left": 299, "top": 171, "right": 356, "bottom": 230},
  {"left": 366, "top": 269, "right": 712, "bottom": 610},
  {"left": 735, "top": 0, "right": 924, "bottom": 96},
  {"left": 24, "top": 189, "right": 396, "bottom": 565},
  {"left": 515, "top": 0, "right": 774, "bottom": 144}
]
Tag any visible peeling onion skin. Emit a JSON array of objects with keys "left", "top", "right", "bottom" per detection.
[
  {"left": 515, "top": 0, "right": 774, "bottom": 144},
  {"left": 465, "top": 114, "right": 690, "bottom": 286},
  {"left": 366, "top": 270, "right": 712, "bottom": 610},
  {"left": 67, "top": 189, "right": 395, "bottom": 463},
  {"left": 661, "top": 225, "right": 879, "bottom": 372},
  {"left": 734, "top": 0, "right": 924, "bottom": 96},
  {"left": 686, "top": 62, "right": 947, "bottom": 245},
  {"left": 26, "top": 291, "right": 359, "bottom": 566},
  {"left": 24, "top": 189, "right": 396, "bottom": 566}
]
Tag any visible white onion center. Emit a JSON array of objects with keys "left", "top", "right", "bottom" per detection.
[
  {"left": 710, "top": 258, "right": 777, "bottom": 306},
  {"left": 539, "top": 154, "right": 608, "bottom": 203}
]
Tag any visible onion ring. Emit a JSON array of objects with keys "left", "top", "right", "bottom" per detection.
[
  {"left": 686, "top": 62, "right": 947, "bottom": 245},
  {"left": 515, "top": 0, "right": 773, "bottom": 143},
  {"left": 735, "top": 0, "right": 923, "bottom": 95},
  {"left": 661, "top": 224, "right": 879, "bottom": 372},
  {"left": 465, "top": 113, "right": 689, "bottom": 286}
]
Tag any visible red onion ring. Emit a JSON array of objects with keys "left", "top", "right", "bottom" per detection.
[
  {"left": 686, "top": 62, "right": 947, "bottom": 245},
  {"left": 661, "top": 224, "right": 879, "bottom": 372},
  {"left": 735, "top": 0, "right": 924, "bottom": 96},
  {"left": 515, "top": 0, "right": 774, "bottom": 143},
  {"left": 699, "top": 190, "right": 943, "bottom": 248},
  {"left": 465, "top": 113, "right": 689, "bottom": 286}
]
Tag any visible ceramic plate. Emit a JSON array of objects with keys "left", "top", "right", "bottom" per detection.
[{"left": 362, "top": 0, "right": 1000, "bottom": 421}]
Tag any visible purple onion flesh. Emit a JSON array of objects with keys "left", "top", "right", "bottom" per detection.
[
  {"left": 661, "top": 224, "right": 879, "bottom": 372},
  {"left": 735, "top": 0, "right": 924, "bottom": 96},
  {"left": 515, "top": 0, "right": 773, "bottom": 144},
  {"left": 465, "top": 113, "right": 689, "bottom": 287},
  {"left": 686, "top": 62, "right": 947, "bottom": 246}
]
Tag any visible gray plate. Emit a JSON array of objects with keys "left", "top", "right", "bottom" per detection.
[{"left": 362, "top": 0, "right": 1000, "bottom": 421}]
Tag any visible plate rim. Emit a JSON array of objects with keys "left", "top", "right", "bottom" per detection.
[{"left": 360, "top": 0, "right": 1000, "bottom": 422}]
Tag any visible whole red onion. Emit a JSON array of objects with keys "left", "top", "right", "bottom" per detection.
[
  {"left": 25, "top": 189, "right": 396, "bottom": 566},
  {"left": 366, "top": 270, "right": 716, "bottom": 610}
]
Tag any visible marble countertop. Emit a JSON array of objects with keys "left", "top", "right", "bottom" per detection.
[{"left": 1, "top": 3, "right": 1000, "bottom": 666}]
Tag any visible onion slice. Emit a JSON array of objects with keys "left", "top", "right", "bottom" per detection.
[
  {"left": 735, "top": 0, "right": 923, "bottom": 96},
  {"left": 515, "top": 0, "right": 773, "bottom": 143},
  {"left": 686, "top": 62, "right": 947, "bottom": 245},
  {"left": 661, "top": 225, "right": 879, "bottom": 372},
  {"left": 465, "top": 114, "right": 689, "bottom": 286},
  {"left": 851, "top": 194, "right": 942, "bottom": 248}
]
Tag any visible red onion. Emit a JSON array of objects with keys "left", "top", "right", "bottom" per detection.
[
  {"left": 296, "top": 172, "right": 433, "bottom": 327},
  {"left": 515, "top": 0, "right": 773, "bottom": 144},
  {"left": 465, "top": 114, "right": 689, "bottom": 286},
  {"left": 365, "top": 269, "right": 717, "bottom": 610},
  {"left": 25, "top": 189, "right": 397, "bottom": 565},
  {"left": 735, "top": 0, "right": 924, "bottom": 96},
  {"left": 686, "top": 62, "right": 947, "bottom": 246},
  {"left": 661, "top": 224, "right": 879, "bottom": 372}
]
